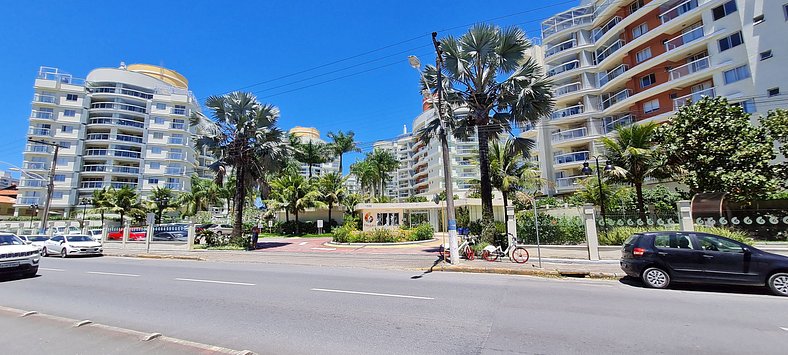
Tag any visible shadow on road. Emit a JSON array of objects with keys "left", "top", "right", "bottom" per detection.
[
  {"left": 619, "top": 276, "right": 773, "bottom": 296},
  {"left": 252, "top": 242, "right": 292, "bottom": 250},
  {"left": 410, "top": 256, "right": 444, "bottom": 279},
  {"left": 0, "top": 274, "right": 41, "bottom": 283}
]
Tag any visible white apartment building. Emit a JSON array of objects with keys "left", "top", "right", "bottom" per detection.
[
  {"left": 373, "top": 107, "right": 480, "bottom": 201},
  {"left": 527, "top": 0, "right": 788, "bottom": 195},
  {"left": 17, "top": 64, "right": 213, "bottom": 216},
  {"left": 287, "top": 126, "right": 339, "bottom": 178},
  {"left": 0, "top": 171, "right": 20, "bottom": 189}
]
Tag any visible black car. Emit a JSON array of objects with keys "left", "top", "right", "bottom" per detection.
[
  {"left": 152, "top": 230, "right": 188, "bottom": 242},
  {"left": 621, "top": 231, "right": 788, "bottom": 296}
]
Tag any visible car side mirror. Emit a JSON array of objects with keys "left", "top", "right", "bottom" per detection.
[
  {"left": 60, "top": 240, "right": 65, "bottom": 244},
  {"left": 742, "top": 247, "right": 751, "bottom": 254},
  {"left": 25, "top": 240, "right": 32, "bottom": 245}
]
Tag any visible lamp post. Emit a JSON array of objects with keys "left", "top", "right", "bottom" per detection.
[
  {"left": 80, "top": 198, "right": 91, "bottom": 232},
  {"left": 153, "top": 196, "right": 170, "bottom": 225},
  {"left": 29, "top": 204, "right": 39, "bottom": 229},
  {"left": 581, "top": 156, "right": 614, "bottom": 237},
  {"left": 408, "top": 33, "right": 460, "bottom": 265}
]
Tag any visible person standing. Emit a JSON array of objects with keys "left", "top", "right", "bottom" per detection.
[{"left": 250, "top": 226, "right": 260, "bottom": 250}]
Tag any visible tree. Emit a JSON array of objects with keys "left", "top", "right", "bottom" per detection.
[
  {"left": 327, "top": 130, "right": 360, "bottom": 174},
  {"left": 657, "top": 97, "right": 781, "bottom": 201},
  {"left": 367, "top": 148, "right": 399, "bottom": 198},
  {"left": 761, "top": 108, "right": 788, "bottom": 186},
  {"left": 177, "top": 175, "right": 221, "bottom": 217},
  {"left": 192, "top": 92, "right": 289, "bottom": 239},
  {"left": 91, "top": 187, "right": 113, "bottom": 228},
  {"left": 488, "top": 138, "right": 532, "bottom": 216},
  {"left": 341, "top": 193, "right": 363, "bottom": 219},
  {"left": 292, "top": 135, "right": 331, "bottom": 178},
  {"left": 268, "top": 173, "right": 324, "bottom": 234},
  {"left": 601, "top": 122, "right": 664, "bottom": 219},
  {"left": 350, "top": 160, "right": 378, "bottom": 196},
  {"left": 110, "top": 186, "right": 142, "bottom": 226},
  {"left": 148, "top": 186, "right": 176, "bottom": 224},
  {"left": 418, "top": 24, "right": 554, "bottom": 223},
  {"left": 317, "top": 172, "right": 347, "bottom": 230}
]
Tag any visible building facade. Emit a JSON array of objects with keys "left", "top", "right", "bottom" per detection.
[
  {"left": 0, "top": 171, "right": 19, "bottom": 189},
  {"left": 17, "top": 64, "right": 212, "bottom": 216},
  {"left": 528, "top": 0, "right": 788, "bottom": 195}
]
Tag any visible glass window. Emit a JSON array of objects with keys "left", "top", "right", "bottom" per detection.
[
  {"left": 154, "top": 117, "right": 165, "bottom": 124},
  {"left": 52, "top": 192, "right": 64, "bottom": 199},
  {"left": 696, "top": 234, "right": 744, "bottom": 253},
  {"left": 640, "top": 73, "right": 656, "bottom": 88},
  {"left": 643, "top": 99, "right": 660, "bottom": 114},
  {"left": 753, "top": 14, "right": 765, "bottom": 25},
  {"left": 654, "top": 233, "right": 695, "bottom": 249},
  {"left": 712, "top": 0, "right": 737, "bottom": 20},
  {"left": 760, "top": 50, "right": 773, "bottom": 60},
  {"left": 153, "top": 132, "right": 164, "bottom": 139},
  {"left": 62, "top": 125, "right": 73, "bottom": 133},
  {"left": 632, "top": 23, "right": 648, "bottom": 39},
  {"left": 149, "top": 162, "right": 160, "bottom": 169},
  {"left": 148, "top": 178, "right": 159, "bottom": 184},
  {"left": 768, "top": 87, "right": 780, "bottom": 97},
  {"left": 54, "top": 174, "right": 66, "bottom": 182},
  {"left": 156, "top": 103, "right": 166, "bottom": 110},
  {"left": 636, "top": 48, "right": 651, "bottom": 63},
  {"left": 56, "top": 157, "right": 68, "bottom": 166},
  {"left": 629, "top": 0, "right": 644, "bottom": 14},
  {"left": 66, "top": 94, "right": 78, "bottom": 101},
  {"left": 723, "top": 65, "right": 750, "bottom": 84},
  {"left": 63, "top": 109, "right": 76, "bottom": 117},
  {"left": 718, "top": 32, "right": 743, "bottom": 52},
  {"left": 58, "top": 142, "right": 70, "bottom": 149},
  {"left": 151, "top": 147, "right": 162, "bottom": 154}
]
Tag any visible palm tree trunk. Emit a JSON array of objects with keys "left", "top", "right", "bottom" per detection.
[
  {"left": 338, "top": 155, "right": 344, "bottom": 175},
  {"left": 285, "top": 209, "right": 289, "bottom": 222},
  {"left": 308, "top": 165, "right": 313, "bottom": 178},
  {"left": 100, "top": 211, "right": 104, "bottom": 228},
  {"left": 233, "top": 164, "right": 245, "bottom": 239},
  {"left": 477, "top": 127, "right": 494, "bottom": 223},
  {"left": 502, "top": 192, "right": 509, "bottom": 234},
  {"left": 327, "top": 202, "right": 333, "bottom": 232},
  {"left": 295, "top": 210, "right": 300, "bottom": 234},
  {"left": 635, "top": 183, "right": 647, "bottom": 221}
]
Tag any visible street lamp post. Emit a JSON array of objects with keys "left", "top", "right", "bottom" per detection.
[
  {"left": 27, "top": 138, "right": 59, "bottom": 234},
  {"left": 29, "top": 204, "right": 39, "bottom": 229},
  {"left": 407, "top": 32, "right": 460, "bottom": 264},
  {"left": 80, "top": 198, "right": 91, "bottom": 232},
  {"left": 581, "top": 156, "right": 614, "bottom": 237}
]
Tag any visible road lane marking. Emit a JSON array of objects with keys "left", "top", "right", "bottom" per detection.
[
  {"left": 86, "top": 271, "right": 140, "bottom": 277},
  {"left": 781, "top": 327, "right": 788, "bottom": 332},
  {"left": 40, "top": 268, "right": 64, "bottom": 272},
  {"left": 311, "top": 247, "right": 336, "bottom": 251},
  {"left": 175, "top": 278, "right": 255, "bottom": 286},
  {"left": 298, "top": 242, "right": 308, "bottom": 246},
  {"left": 310, "top": 288, "right": 434, "bottom": 300}
]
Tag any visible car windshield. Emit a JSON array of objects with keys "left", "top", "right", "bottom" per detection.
[
  {"left": 67, "top": 235, "right": 95, "bottom": 242},
  {"left": 0, "top": 235, "right": 25, "bottom": 246},
  {"left": 28, "top": 236, "right": 49, "bottom": 242}
]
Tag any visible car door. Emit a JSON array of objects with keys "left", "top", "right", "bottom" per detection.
[
  {"left": 694, "top": 233, "right": 757, "bottom": 283},
  {"left": 49, "top": 236, "right": 64, "bottom": 253},
  {"left": 653, "top": 233, "right": 705, "bottom": 280}
]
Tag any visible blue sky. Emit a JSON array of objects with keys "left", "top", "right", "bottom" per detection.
[{"left": 0, "top": 0, "right": 572, "bottom": 175}]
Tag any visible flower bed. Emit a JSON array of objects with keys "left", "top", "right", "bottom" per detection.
[{"left": 332, "top": 223, "right": 434, "bottom": 243}]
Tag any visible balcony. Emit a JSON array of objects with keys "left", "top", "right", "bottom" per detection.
[
  {"left": 554, "top": 151, "right": 589, "bottom": 165},
  {"left": 90, "top": 102, "right": 147, "bottom": 114},
  {"left": 37, "top": 67, "right": 85, "bottom": 86},
  {"left": 25, "top": 145, "right": 50, "bottom": 154},
  {"left": 116, "top": 134, "right": 143, "bottom": 143},
  {"left": 80, "top": 181, "right": 105, "bottom": 189},
  {"left": 113, "top": 166, "right": 140, "bottom": 174},
  {"left": 91, "top": 87, "right": 116, "bottom": 94},
  {"left": 30, "top": 110, "right": 53, "bottom": 119},
  {"left": 552, "top": 127, "right": 588, "bottom": 143},
  {"left": 82, "top": 165, "right": 107, "bottom": 172},
  {"left": 673, "top": 87, "right": 715, "bottom": 110},
  {"left": 542, "top": 6, "right": 594, "bottom": 38},
  {"left": 598, "top": 64, "right": 628, "bottom": 87},
  {"left": 114, "top": 150, "right": 141, "bottom": 159},
  {"left": 86, "top": 133, "right": 110, "bottom": 141},
  {"left": 600, "top": 88, "right": 632, "bottom": 110},
  {"left": 120, "top": 88, "right": 153, "bottom": 100},
  {"left": 33, "top": 94, "right": 56, "bottom": 104},
  {"left": 29, "top": 128, "right": 51, "bottom": 137},
  {"left": 165, "top": 168, "right": 185, "bottom": 175},
  {"left": 592, "top": 16, "right": 621, "bottom": 42},
  {"left": 165, "top": 183, "right": 181, "bottom": 190},
  {"left": 604, "top": 114, "right": 635, "bottom": 133},
  {"left": 19, "top": 197, "right": 41, "bottom": 205},
  {"left": 168, "top": 138, "right": 185, "bottom": 145},
  {"left": 547, "top": 60, "right": 580, "bottom": 77},
  {"left": 111, "top": 182, "right": 138, "bottom": 189},
  {"left": 85, "top": 149, "right": 109, "bottom": 156},
  {"left": 660, "top": 0, "right": 706, "bottom": 24},
  {"left": 22, "top": 180, "right": 46, "bottom": 187},
  {"left": 171, "top": 123, "right": 186, "bottom": 130},
  {"left": 668, "top": 57, "right": 710, "bottom": 81},
  {"left": 23, "top": 162, "right": 48, "bottom": 170},
  {"left": 171, "top": 108, "right": 187, "bottom": 115},
  {"left": 89, "top": 118, "right": 144, "bottom": 129},
  {"left": 595, "top": 39, "right": 626, "bottom": 63},
  {"left": 545, "top": 38, "right": 577, "bottom": 58},
  {"left": 551, "top": 104, "right": 584, "bottom": 120},
  {"left": 554, "top": 82, "right": 582, "bottom": 97},
  {"left": 664, "top": 26, "right": 704, "bottom": 52},
  {"left": 167, "top": 153, "right": 184, "bottom": 160},
  {"left": 556, "top": 175, "right": 586, "bottom": 188}
]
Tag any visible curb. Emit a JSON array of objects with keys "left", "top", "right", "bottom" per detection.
[
  {"left": 435, "top": 265, "right": 625, "bottom": 279},
  {"left": 0, "top": 305, "right": 254, "bottom": 354},
  {"left": 104, "top": 252, "right": 204, "bottom": 261},
  {"left": 325, "top": 238, "right": 439, "bottom": 247}
]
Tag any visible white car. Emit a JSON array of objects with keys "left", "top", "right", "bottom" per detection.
[
  {"left": 88, "top": 229, "right": 103, "bottom": 242},
  {"left": 18, "top": 235, "right": 50, "bottom": 256},
  {"left": 206, "top": 224, "right": 234, "bottom": 235},
  {"left": 0, "top": 233, "right": 40, "bottom": 278},
  {"left": 43, "top": 234, "right": 103, "bottom": 258}
]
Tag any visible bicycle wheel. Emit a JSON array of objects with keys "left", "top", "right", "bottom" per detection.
[
  {"left": 482, "top": 249, "right": 499, "bottom": 262},
  {"left": 511, "top": 247, "right": 529, "bottom": 264},
  {"left": 464, "top": 246, "right": 475, "bottom": 260}
]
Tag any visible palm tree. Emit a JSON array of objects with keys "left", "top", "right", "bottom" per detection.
[
  {"left": 177, "top": 175, "right": 221, "bottom": 217},
  {"left": 341, "top": 193, "right": 363, "bottom": 219},
  {"left": 327, "top": 130, "right": 361, "bottom": 174},
  {"left": 488, "top": 138, "right": 532, "bottom": 216},
  {"left": 110, "top": 186, "right": 142, "bottom": 226},
  {"left": 269, "top": 173, "right": 324, "bottom": 234},
  {"left": 418, "top": 24, "right": 554, "bottom": 223},
  {"left": 291, "top": 135, "right": 331, "bottom": 178},
  {"left": 91, "top": 187, "right": 113, "bottom": 228},
  {"left": 601, "top": 122, "right": 663, "bottom": 220},
  {"left": 148, "top": 186, "right": 175, "bottom": 224},
  {"left": 192, "top": 92, "right": 289, "bottom": 239},
  {"left": 317, "top": 172, "right": 347, "bottom": 231},
  {"left": 368, "top": 148, "right": 399, "bottom": 198},
  {"left": 350, "top": 160, "right": 378, "bottom": 196}
]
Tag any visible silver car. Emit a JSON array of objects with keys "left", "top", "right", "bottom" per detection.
[{"left": 17, "top": 235, "right": 49, "bottom": 256}]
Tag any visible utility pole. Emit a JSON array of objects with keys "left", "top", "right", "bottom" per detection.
[
  {"left": 432, "top": 32, "right": 459, "bottom": 264},
  {"left": 28, "top": 138, "right": 59, "bottom": 234}
]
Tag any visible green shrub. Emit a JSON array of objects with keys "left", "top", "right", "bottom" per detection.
[
  {"left": 410, "top": 223, "right": 434, "bottom": 241},
  {"left": 332, "top": 224, "right": 354, "bottom": 243},
  {"left": 332, "top": 224, "right": 433, "bottom": 244},
  {"left": 468, "top": 220, "right": 483, "bottom": 236},
  {"left": 600, "top": 225, "right": 757, "bottom": 246},
  {"left": 516, "top": 212, "right": 585, "bottom": 245}
]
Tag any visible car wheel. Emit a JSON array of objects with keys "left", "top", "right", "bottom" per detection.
[
  {"left": 41, "top": 247, "right": 47, "bottom": 257},
  {"left": 641, "top": 267, "right": 670, "bottom": 289},
  {"left": 60, "top": 248, "right": 68, "bottom": 258},
  {"left": 768, "top": 272, "right": 788, "bottom": 296}
]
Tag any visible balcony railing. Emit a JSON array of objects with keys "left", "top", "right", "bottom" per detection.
[
  {"left": 167, "top": 153, "right": 184, "bottom": 160},
  {"left": 113, "top": 166, "right": 140, "bottom": 174},
  {"left": 114, "top": 150, "right": 141, "bottom": 159},
  {"left": 171, "top": 123, "right": 186, "bottom": 130},
  {"left": 165, "top": 183, "right": 181, "bottom": 190},
  {"left": 23, "top": 162, "right": 48, "bottom": 170},
  {"left": 86, "top": 133, "right": 110, "bottom": 141},
  {"left": 547, "top": 60, "right": 579, "bottom": 77},
  {"left": 168, "top": 138, "right": 185, "bottom": 145},
  {"left": 82, "top": 165, "right": 107, "bottom": 172},
  {"left": 120, "top": 88, "right": 154, "bottom": 100},
  {"left": 171, "top": 108, "right": 187, "bottom": 115},
  {"left": 598, "top": 64, "right": 628, "bottom": 87},
  {"left": 29, "top": 128, "right": 51, "bottom": 136},
  {"left": 551, "top": 104, "right": 584, "bottom": 120},
  {"left": 664, "top": 26, "right": 704, "bottom": 52},
  {"left": 604, "top": 114, "right": 635, "bottom": 133},
  {"left": 555, "top": 82, "right": 582, "bottom": 97},
  {"left": 592, "top": 16, "right": 622, "bottom": 42},
  {"left": 91, "top": 87, "right": 116, "bottom": 94},
  {"left": 33, "top": 94, "right": 56, "bottom": 103},
  {"left": 673, "top": 87, "right": 715, "bottom": 110},
  {"left": 90, "top": 102, "right": 147, "bottom": 114},
  {"left": 556, "top": 175, "right": 586, "bottom": 188},
  {"left": 542, "top": 7, "right": 594, "bottom": 38},
  {"left": 25, "top": 145, "right": 50, "bottom": 153},
  {"left": 19, "top": 197, "right": 41, "bottom": 205},
  {"left": 165, "top": 168, "right": 185, "bottom": 175},
  {"left": 595, "top": 39, "right": 626, "bottom": 63},
  {"left": 660, "top": 0, "right": 705, "bottom": 24},
  {"left": 111, "top": 182, "right": 138, "bottom": 189},
  {"left": 85, "top": 149, "right": 109, "bottom": 156},
  {"left": 37, "top": 67, "right": 85, "bottom": 86},
  {"left": 668, "top": 56, "right": 710, "bottom": 81},
  {"left": 89, "top": 118, "right": 144, "bottom": 128},
  {"left": 80, "top": 182, "right": 105, "bottom": 189},
  {"left": 545, "top": 38, "right": 577, "bottom": 58},
  {"left": 30, "top": 110, "right": 53, "bottom": 119},
  {"left": 116, "top": 134, "right": 143, "bottom": 143},
  {"left": 600, "top": 88, "right": 632, "bottom": 110},
  {"left": 554, "top": 151, "right": 590, "bottom": 165},
  {"left": 22, "top": 180, "right": 46, "bottom": 187},
  {"left": 552, "top": 127, "right": 588, "bottom": 143}
]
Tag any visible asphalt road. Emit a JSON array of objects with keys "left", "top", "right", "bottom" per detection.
[{"left": 1, "top": 256, "right": 787, "bottom": 354}]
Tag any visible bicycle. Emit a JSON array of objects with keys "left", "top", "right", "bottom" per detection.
[
  {"left": 481, "top": 233, "right": 529, "bottom": 264},
  {"left": 440, "top": 235, "right": 477, "bottom": 261}
]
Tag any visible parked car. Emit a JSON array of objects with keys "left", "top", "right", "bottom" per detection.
[
  {"left": 153, "top": 230, "right": 188, "bottom": 242},
  {"left": 106, "top": 228, "right": 146, "bottom": 241},
  {"left": 88, "top": 229, "right": 103, "bottom": 242},
  {"left": 204, "top": 224, "right": 233, "bottom": 235},
  {"left": 43, "top": 234, "right": 103, "bottom": 258},
  {"left": 621, "top": 231, "right": 788, "bottom": 296},
  {"left": 0, "top": 233, "right": 40, "bottom": 278},
  {"left": 18, "top": 235, "right": 50, "bottom": 256}
]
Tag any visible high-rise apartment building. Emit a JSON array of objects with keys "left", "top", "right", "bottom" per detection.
[
  {"left": 527, "top": 0, "right": 787, "bottom": 195},
  {"left": 17, "top": 64, "right": 213, "bottom": 216},
  {"left": 0, "top": 171, "right": 20, "bottom": 189},
  {"left": 287, "top": 126, "right": 339, "bottom": 178}
]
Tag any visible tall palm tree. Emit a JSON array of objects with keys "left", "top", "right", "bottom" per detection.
[
  {"left": 418, "top": 24, "right": 554, "bottom": 223},
  {"left": 291, "top": 135, "right": 331, "bottom": 178},
  {"left": 488, "top": 138, "right": 533, "bottom": 216},
  {"left": 110, "top": 186, "right": 142, "bottom": 226},
  {"left": 317, "top": 172, "right": 347, "bottom": 230},
  {"left": 148, "top": 186, "right": 176, "bottom": 224},
  {"left": 600, "top": 122, "right": 662, "bottom": 220},
  {"left": 269, "top": 173, "right": 324, "bottom": 234},
  {"left": 368, "top": 148, "right": 399, "bottom": 198},
  {"left": 327, "top": 130, "right": 361, "bottom": 174},
  {"left": 192, "top": 92, "right": 289, "bottom": 239},
  {"left": 350, "top": 160, "right": 378, "bottom": 196},
  {"left": 341, "top": 193, "right": 363, "bottom": 219},
  {"left": 91, "top": 187, "right": 113, "bottom": 228},
  {"left": 177, "top": 175, "right": 221, "bottom": 217}
]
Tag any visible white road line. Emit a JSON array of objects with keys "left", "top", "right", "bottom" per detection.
[
  {"left": 174, "top": 278, "right": 255, "bottom": 286},
  {"left": 86, "top": 271, "right": 140, "bottom": 277},
  {"left": 781, "top": 327, "right": 788, "bottom": 332},
  {"left": 298, "top": 242, "right": 308, "bottom": 246},
  {"left": 39, "top": 268, "right": 64, "bottom": 272},
  {"left": 311, "top": 247, "right": 336, "bottom": 251},
  {"left": 310, "top": 288, "right": 434, "bottom": 300}
]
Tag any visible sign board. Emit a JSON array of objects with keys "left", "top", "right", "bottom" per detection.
[
  {"left": 316, "top": 220, "right": 324, "bottom": 228},
  {"left": 362, "top": 212, "right": 376, "bottom": 230},
  {"left": 146, "top": 213, "right": 155, "bottom": 225},
  {"left": 268, "top": 220, "right": 273, "bottom": 228}
]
